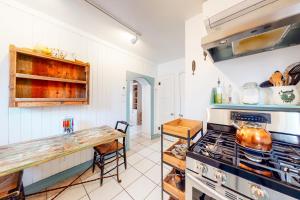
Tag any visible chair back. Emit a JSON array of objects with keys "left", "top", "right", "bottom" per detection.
[{"left": 115, "top": 121, "right": 129, "bottom": 134}]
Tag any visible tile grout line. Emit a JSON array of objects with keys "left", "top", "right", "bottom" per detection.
[
  {"left": 110, "top": 157, "right": 151, "bottom": 197},
  {"left": 123, "top": 190, "right": 135, "bottom": 200},
  {"left": 108, "top": 186, "right": 125, "bottom": 200},
  {"left": 114, "top": 168, "right": 143, "bottom": 193},
  {"left": 129, "top": 155, "right": 162, "bottom": 188},
  {"left": 81, "top": 176, "right": 92, "bottom": 200},
  {"left": 109, "top": 173, "right": 136, "bottom": 200},
  {"left": 107, "top": 157, "right": 138, "bottom": 199},
  {"left": 119, "top": 172, "right": 155, "bottom": 200},
  {"left": 143, "top": 185, "right": 159, "bottom": 200},
  {"left": 85, "top": 161, "right": 134, "bottom": 200}
]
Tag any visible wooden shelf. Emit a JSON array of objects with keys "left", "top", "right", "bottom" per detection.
[
  {"left": 16, "top": 73, "right": 87, "bottom": 84},
  {"left": 163, "top": 140, "right": 186, "bottom": 171},
  {"left": 14, "top": 101, "right": 88, "bottom": 108},
  {"left": 15, "top": 98, "right": 86, "bottom": 102},
  {"left": 9, "top": 45, "right": 90, "bottom": 107},
  {"left": 15, "top": 98, "right": 87, "bottom": 107},
  {"left": 163, "top": 169, "right": 185, "bottom": 200},
  {"left": 15, "top": 47, "right": 89, "bottom": 67},
  {"left": 163, "top": 118, "right": 202, "bottom": 139},
  {"left": 211, "top": 103, "right": 300, "bottom": 112}
]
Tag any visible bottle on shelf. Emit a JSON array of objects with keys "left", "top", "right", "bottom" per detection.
[
  {"left": 228, "top": 84, "right": 232, "bottom": 104},
  {"left": 214, "top": 78, "right": 223, "bottom": 104},
  {"left": 222, "top": 82, "right": 228, "bottom": 104}
]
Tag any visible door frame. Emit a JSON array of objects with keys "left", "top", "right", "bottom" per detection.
[{"left": 126, "top": 71, "right": 157, "bottom": 148}]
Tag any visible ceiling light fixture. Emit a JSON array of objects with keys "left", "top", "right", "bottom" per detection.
[
  {"left": 84, "top": 0, "right": 142, "bottom": 44},
  {"left": 121, "top": 32, "right": 139, "bottom": 44},
  {"left": 131, "top": 35, "right": 138, "bottom": 44}
]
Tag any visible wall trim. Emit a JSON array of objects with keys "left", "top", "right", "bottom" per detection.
[{"left": 151, "top": 133, "right": 160, "bottom": 139}]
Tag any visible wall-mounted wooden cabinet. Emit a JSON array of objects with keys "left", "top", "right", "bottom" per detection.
[{"left": 9, "top": 45, "right": 90, "bottom": 107}]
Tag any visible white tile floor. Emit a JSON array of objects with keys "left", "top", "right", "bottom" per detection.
[{"left": 28, "top": 134, "right": 174, "bottom": 200}]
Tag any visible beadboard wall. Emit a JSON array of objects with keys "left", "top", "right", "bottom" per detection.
[{"left": 0, "top": 1, "right": 156, "bottom": 186}]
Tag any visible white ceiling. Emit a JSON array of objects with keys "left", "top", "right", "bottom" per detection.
[{"left": 14, "top": 0, "right": 203, "bottom": 64}]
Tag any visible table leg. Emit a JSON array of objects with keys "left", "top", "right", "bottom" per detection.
[
  {"left": 116, "top": 139, "right": 121, "bottom": 183},
  {"left": 50, "top": 166, "right": 90, "bottom": 200},
  {"left": 26, "top": 143, "right": 124, "bottom": 199}
]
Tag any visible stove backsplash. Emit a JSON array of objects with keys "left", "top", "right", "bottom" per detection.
[{"left": 208, "top": 108, "right": 300, "bottom": 137}]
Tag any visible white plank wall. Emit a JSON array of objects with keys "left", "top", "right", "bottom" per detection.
[{"left": 0, "top": 1, "right": 156, "bottom": 186}]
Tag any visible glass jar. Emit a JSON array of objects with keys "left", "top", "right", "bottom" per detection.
[{"left": 242, "top": 82, "right": 260, "bottom": 104}]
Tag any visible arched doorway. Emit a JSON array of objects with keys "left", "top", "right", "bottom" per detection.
[
  {"left": 128, "top": 79, "right": 151, "bottom": 139},
  {"left": 126, "top": 71, "right": 155, "bottom": 149}
]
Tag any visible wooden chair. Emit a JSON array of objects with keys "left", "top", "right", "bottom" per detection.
[
  {"left": 0, "top": 171, "right": 24, "bottom": 200},
  {"left": 92, "top": 121, "right": 129, "bottom": 185}
]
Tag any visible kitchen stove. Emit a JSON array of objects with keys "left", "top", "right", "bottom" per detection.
[{"left": 186, "top": 109, "right": 300, "bottom": 200}]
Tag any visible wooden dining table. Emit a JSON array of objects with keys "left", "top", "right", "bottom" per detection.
[{"left": 0, "top": 125, "right": 125, "bottom": 199}]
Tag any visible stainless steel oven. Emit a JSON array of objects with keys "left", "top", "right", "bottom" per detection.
[
  {"left": 186, "top": 166, "right": 251, "bottom": 200},
  {"left": 186, "top": 170, "right": 227, "bottom": 200}
]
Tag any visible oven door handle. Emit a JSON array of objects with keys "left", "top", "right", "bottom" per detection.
[{"left": 186, "top": 172, "right": 228, "bottom": 200}]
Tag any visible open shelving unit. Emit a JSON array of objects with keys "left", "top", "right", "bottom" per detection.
[
  {"left": 161, "top": 118, "right": 203, "bottom": 200},
  {"left": 132, "top": 83, "right": 138, "bottom": 109},
  {"left": 9, "top": 45, "right": 90, "bottom": 107}
]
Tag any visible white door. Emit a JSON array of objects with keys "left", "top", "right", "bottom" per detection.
[
  {"left": 178, "top": 72, "right": 185, "bottom": 118},
  {"left": 158, "top": 75, "right": 175, "bottom": 128}
]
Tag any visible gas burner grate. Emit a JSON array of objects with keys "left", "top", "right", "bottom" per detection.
[
  {"left": 192, "top": 130, "right": 236, "bottom": 165},
  {"left": 191, "top": 123, "right": 300, "bottom": 189}
]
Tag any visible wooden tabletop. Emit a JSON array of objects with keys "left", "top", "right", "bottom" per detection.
[{"left": 0, "top": 126, "right": 125, "bottom": 177}]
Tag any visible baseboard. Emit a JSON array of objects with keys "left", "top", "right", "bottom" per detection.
[
  {"left": 25, "top": 160, "right": 92, "bottom": 195},
  {"left": 151, "top": 133, "right": 160, "bottom": 139}
]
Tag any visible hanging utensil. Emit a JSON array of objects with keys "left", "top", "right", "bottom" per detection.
[
  {"left": 284, "top": 62, "right": 300, "bottom": 85},
  {"left": 269, "top": 71, "right": 283, "bottom": 86},
  {"left": 290, "top": 64, "right": 300, "bottom": 85},
  {"left": 284, "top": 70, "right": 290, "bottom": 86}
]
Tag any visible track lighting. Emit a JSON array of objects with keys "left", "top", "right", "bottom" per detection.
[{"left": 85, "top": 0, "right": 141, "bottom": 45}]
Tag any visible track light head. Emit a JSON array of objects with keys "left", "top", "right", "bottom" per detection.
[{"left": 131, "top": 35, "right": 138, "bottom": 45}]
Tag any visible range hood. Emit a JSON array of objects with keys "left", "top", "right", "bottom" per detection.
[{"left": 202, "top": 0, "right": 300, "bottom": 62}]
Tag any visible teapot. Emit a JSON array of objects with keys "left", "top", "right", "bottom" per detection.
[{"left": 232, "top": 121, "right": 272, "bottom": 152}]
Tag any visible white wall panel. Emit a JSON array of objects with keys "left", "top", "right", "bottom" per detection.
[{"left": 0, "top": 1, "right": 156, "bottom": 186}]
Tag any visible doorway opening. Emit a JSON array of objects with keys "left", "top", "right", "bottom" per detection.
[
  {"left": 126, "top": 71, "right": 156, "bottom": 149},
  {"left": 129, "top": 78, "right": 151, "bottom": 138}
]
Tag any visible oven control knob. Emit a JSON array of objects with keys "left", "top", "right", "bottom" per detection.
[
  {"left": 214, "top": 170, "right": 227, "bottom": 184},
  {"left": 250, "top": 185, "right": 268, "bottom": 200},
  {"left": 196, "top": 163, "right": 208, "bottom": 175}
]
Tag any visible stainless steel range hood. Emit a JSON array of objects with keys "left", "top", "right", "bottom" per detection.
[{"left": 202, "top": 0, "right": 300, "bottom": 62}]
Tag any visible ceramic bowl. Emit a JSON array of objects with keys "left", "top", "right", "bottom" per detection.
[{"left": 272, "top": 85, "right": 300, "bottom": 105}]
